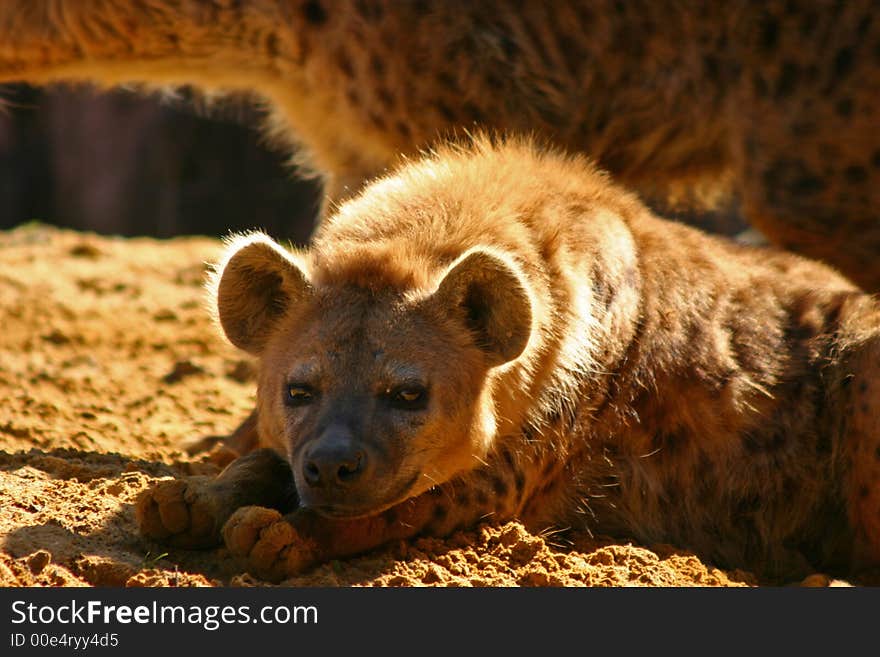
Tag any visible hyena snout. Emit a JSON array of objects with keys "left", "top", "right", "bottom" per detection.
[{"left": 301, "top": 427, "right": 373, "bottom": 490}]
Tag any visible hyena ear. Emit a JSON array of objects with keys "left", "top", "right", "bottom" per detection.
[
  {"left": 210, "top": 233, "right": 311, "bottom": 354},
  {"left": 432, "top": 248, "right": 533, "bottom": 366}
]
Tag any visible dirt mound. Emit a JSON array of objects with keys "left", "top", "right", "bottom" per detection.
[{"left": 0, "top": 224, "right": 824, "bottom": 587}]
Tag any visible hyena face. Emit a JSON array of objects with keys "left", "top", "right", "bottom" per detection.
[
  {"left": 260, "top": 288, "right": 493, "bottom": 517},
  {"left": 212, "top": 233, "right": 533, "bottom": 519}
]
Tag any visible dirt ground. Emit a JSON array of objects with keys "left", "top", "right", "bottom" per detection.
[{"left": 0, "top": 223, "right": 844, "bottom": 588}]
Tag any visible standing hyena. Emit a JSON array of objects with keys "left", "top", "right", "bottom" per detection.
[
  {"left": 138, "top": 139, "right": 880, "bottom": 582},
  {"left": 0, "top": 1, "right": 877, "bottom": 288}
]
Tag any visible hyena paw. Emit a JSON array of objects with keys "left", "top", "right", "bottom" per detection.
[
  {"left": 135, "top": 477, "right": 222, "bottom": 548},
  {"left": 222, "top": 506, "right": 317, "bottom": 581}
]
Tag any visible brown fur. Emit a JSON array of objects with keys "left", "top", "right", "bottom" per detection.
[
  {"left": 0, "top": 1, "right": 877, "bottom": 287},
  {"left": 137, "top": 138, "right": 880, "bottom": 582}
]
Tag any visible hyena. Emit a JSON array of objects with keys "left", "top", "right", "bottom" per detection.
[
  {"left": 137, "top": 139, "right": 880, "bottom": 582},
  {"left": 0, "top": 1, "right": 877, "bottom": 286}
]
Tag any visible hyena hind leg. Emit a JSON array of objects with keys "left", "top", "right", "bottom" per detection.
[{"left": 833, "top": 296, "right": 880, "bottom": 571}]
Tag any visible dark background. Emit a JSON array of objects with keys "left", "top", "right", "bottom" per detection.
[
  {"left": 0, "top": 84, "right": 320, "bottom": 246},
  {"left": 0, "top": 83, "right": 745, "bottom": 245}
]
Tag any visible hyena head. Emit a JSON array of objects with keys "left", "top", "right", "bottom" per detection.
[{"left": 211, "top": 233, "right": 534, "bottom": 518}]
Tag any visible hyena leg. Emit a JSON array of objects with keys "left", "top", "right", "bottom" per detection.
[
  {"left": 0, "top": 1, "right": 287, "bottom": 85},
  {"left": 833, "top": 297, "right": 880, "bottom": 568},
  {"left": 221, "top": 457, "right": 534, "bottom": 581},
  {"left": 729, "top": 6, "right": 880, "bottom": 293},
  {"left": 221, "top": 495, "right": 446, "bottom": 582},
  {"left": 136, "top": 448, "right": 297, "bottom": 549}
]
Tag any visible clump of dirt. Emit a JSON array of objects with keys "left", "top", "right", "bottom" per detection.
[
  {"left": 267, "top": 522, "right": 752, "bottom": 587},
  {"left": 0, "top": 224, "right": 823, "bottom": 587}
]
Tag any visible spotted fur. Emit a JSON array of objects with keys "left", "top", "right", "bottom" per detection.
[{"left": 0, "top": 1, "right": 877, "bottom": 287}]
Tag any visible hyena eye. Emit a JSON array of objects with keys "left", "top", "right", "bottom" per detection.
[
  {"left": 286, "top": 383, "right": 317, "bottom": 406},
  {"left": 387, "top": 385, "right": 428, "bottom": 410}
]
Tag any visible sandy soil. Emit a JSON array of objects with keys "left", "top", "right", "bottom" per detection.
[{"left": 0, "top": 223, "right": 829, "bottom": 588}]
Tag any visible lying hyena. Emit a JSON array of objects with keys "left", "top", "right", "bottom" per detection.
[{"left": 137, "top": 138, "right": 880, "bottom": 582}]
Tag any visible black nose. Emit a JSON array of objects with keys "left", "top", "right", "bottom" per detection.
[{"left": 302, "top": 432, "right": 367, "bottom": 488}]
